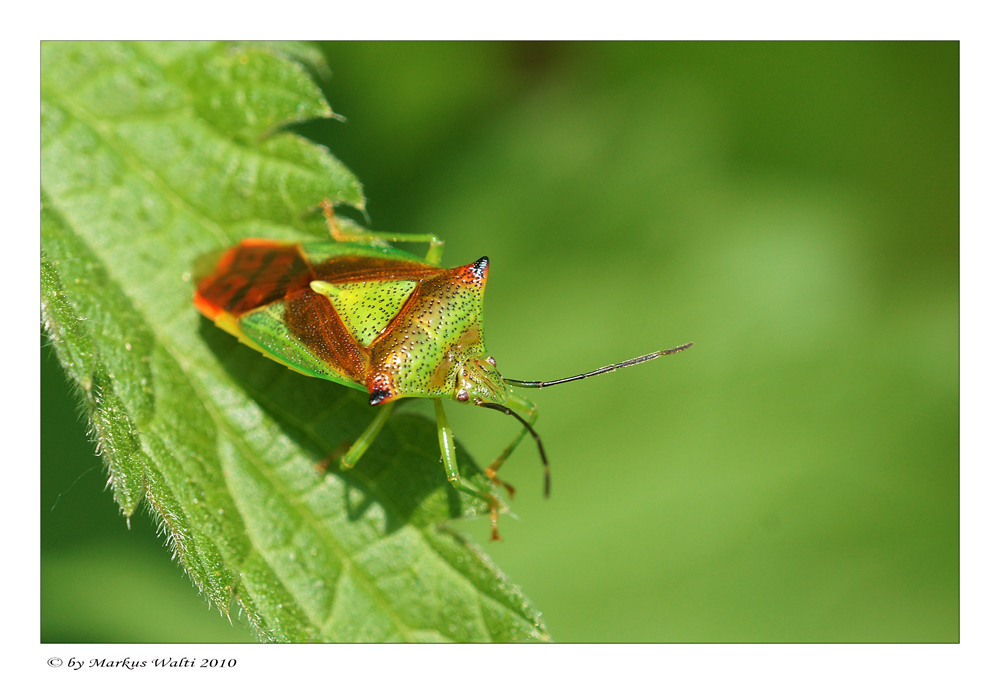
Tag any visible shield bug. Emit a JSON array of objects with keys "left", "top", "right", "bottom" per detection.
[{"left": 194, "top": 201, "right": 692, "bottom": 540}]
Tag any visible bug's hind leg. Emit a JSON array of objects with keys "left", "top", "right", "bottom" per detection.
[
  {"left": 434, "top": 399, "right": 506, "bottom": 541},
  {"left": 320, "top": 200, "right": 445, "bottom": 265}
]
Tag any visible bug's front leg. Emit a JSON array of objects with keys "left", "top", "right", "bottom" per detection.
[
  {"left": 433, "top": 399, "right": 505, "bottom": 541},
  {"left": 320, "top": 200, "right": 445, "bottom": 266},
  {"left": 485, "top": 393, "right": 539, "bottom": 498}
]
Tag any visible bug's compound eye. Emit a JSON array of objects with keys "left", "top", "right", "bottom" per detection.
[
  {"left": 486, "top": 356, "right": 497, "bottom": 367},
  {"left": 456, "top": 389, "right": 470, "bottom": 403}
]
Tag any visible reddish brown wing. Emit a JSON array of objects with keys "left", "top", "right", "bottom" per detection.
[
  {"left": 193, "top": 241, "right": 443, "bottom": 385},
  {"left": 283, "top": 289, "right": 368, "bottom": 380},
  {"left": 194, "top": 240, "right": 314, "bottom": 319},
  {"left": 312, "top": 255, "right": 442, "bottom": 285}
]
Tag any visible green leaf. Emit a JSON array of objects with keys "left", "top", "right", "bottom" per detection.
[{"left": 40, "top": 40, "right": 549, "bottom": 643}]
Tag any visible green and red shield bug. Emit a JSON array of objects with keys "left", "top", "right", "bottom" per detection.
[{"left": 194, "top": 200, "right": 693, "bottom": 540}]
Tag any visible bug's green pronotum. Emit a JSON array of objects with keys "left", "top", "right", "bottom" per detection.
[{"left": 195, "top": 201, "right": 693, "bottom": 539}]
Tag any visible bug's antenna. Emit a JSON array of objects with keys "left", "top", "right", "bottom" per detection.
[
  {"left": 478, "top": 402, "right": 550, "bottom": 498},
  {"left": 505, "top": 342, "right": 694, "bottom": 389}
]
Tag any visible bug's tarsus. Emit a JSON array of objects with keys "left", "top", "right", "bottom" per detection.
[
  {"left": 321, "top": 199, "right": 349, "bottom": 241},
  {"left": 486, "top": 466, "right": 517, "bottom": 499},
  {"left": 299, "top": 198, "right": 337, "bottom": 223},
  {"left": 479, "top": 402, "right": 551, "bottom": 498},
  {"left": 505, "top": 342, "right": 694, "bottom": 389},
  {"left": 319, "top": 198, "right": 373, "bottom": 230},
  {"left": 315, "top": 440, "right": 353, "bottom": 474}
]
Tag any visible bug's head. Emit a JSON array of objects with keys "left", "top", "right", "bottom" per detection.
[{"left": 453, "top": 354, "right": 509, "bottom": 406}]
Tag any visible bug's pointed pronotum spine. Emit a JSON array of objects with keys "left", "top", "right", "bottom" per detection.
[{"left": 503, "top": 342, "right": 694, "bottom": 389}]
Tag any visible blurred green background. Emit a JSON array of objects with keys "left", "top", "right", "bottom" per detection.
[{"left": 41, "top": 41, "right": 958, "bottom": 642}]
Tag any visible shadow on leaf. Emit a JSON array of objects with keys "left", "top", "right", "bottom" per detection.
[{"left": 197, "top": 316, "right": 494, "bottom": 536}]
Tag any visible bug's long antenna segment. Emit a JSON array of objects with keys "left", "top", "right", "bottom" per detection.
[
  {"left": 505, "top": 342, "right": 694, "bottom": 389},
  {"left": 478, "top": 402, "right": 550, "bottom": 498}
]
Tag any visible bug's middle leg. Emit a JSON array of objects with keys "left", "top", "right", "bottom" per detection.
[
  {"left": 335, "top": 402, "right": 395, "bottom": 470},
  {"left": 434, "top": 399, "right": 505, "bottom": 541}
]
